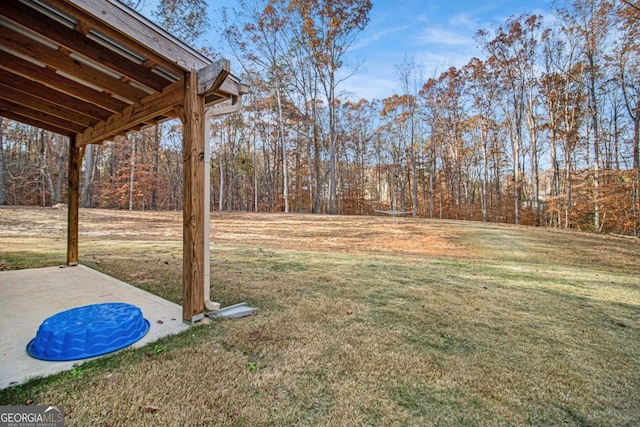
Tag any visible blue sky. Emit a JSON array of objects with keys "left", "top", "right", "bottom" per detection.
[
  {"left": 141, "top": 0, "right": 555, "bottom": 100},
  {"left": 342, "top": 0, "right": 554, "bottom": 100}
]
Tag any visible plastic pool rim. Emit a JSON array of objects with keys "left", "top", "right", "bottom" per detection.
[{"left": 26, "top": 302, "right": 150, "bottom": 362}]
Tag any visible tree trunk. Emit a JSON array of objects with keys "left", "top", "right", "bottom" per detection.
[
  {"left": 151, "top": 124, "right": 160, "bottom": 210},
  {"left": 633, "top": 115, "right": 639, "bottom": 171},
  {"left": 276, "top": 87, "right": 289, "bottom": 213},
  {"left": 53, "top": 136, "right": 66, "bottom": 206},
  {"left": 313, "top": 130, "right": 322, "bottom": 214},
  {"left": 481, "top": 129, "right": 489, "bottom": 222},
  {"left": 81, "top": 143, "right": 94, "bottom": 208},
  {"left": 634, "top": 118, "right": 639, "bottom": 238},
  {"left": 128, "top": 134, "right": 136, "bottom": 211},
  {"left": 328, "top": 73, "right": 337, "bottom": 214},
  {"left": 410, "top": 121, "right": 417, "bottom": 218},
  {"left": 37, "top": 130, "right": 54, "bottom": 207},
  {"left": 513, "top": 128, "right": 521, "bottom": 226},
  {"left": 532, "top": 133, "right": 540, "bottom": 225},
  {"left": 306, "top": 126, "right": 314, "bottom": 212},
  {"left": 253, "top": 127, "right": 258, "bottom": 212},
  {"left": 565, "top": 151, "right": 572, "bottom": 229},
  {"left": 218, "top": 146, "right": 224, "bottom": 212},
  {"left": 429, "top": 142, "right": 435, "bottom": 219},
  {"left": 527, "top": 88, "right": 540, "bottom": 226},
  {"left": 589, "top": 73, "right": 601, "bottom": 232}
]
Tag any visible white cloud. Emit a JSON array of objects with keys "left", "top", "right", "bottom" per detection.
[
  {"left": 336, "top": 0, "right": 555, "bottom": 101},
  {"left": 416, "top": 27, "right": 474, "bottom": 46},
  {"left": 449, "top": 12, "right": 481, "bottom": 29},
  {"left": 338, "top": 65, "right": 398, "bottom": 101},
  {"left": 341, "top": 78, "right": 397, "bottom": 101},
  {"left": 338, "top": 45, "right": 485, "bottom": 101}
]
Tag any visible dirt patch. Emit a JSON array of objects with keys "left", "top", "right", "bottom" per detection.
[
  {"left": 212, "top": 212, "right": 465, "bottom": 257},
  {"left": 2, "top": 206, "right": 638, "bottom": 275}
]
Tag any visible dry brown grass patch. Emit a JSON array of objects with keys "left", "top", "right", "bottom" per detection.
[{"left": 1, "top": 207, "right": 639, "bottom": 425}]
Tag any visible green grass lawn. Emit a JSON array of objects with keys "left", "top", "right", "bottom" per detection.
[{"left": 1, "top": 208, "right": 639, "bottom": 426}]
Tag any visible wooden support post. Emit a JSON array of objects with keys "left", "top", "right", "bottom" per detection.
[
  {"left": 182, "top": 70, "right": 206, "bottom": 323},
  {"left": 67, "top": 135, "right": 80, "bottom": 266}
]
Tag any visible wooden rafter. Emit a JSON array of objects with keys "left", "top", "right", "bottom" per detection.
[
  {"left": 0, "top": 26, "right": 149, "bottom": 102},
  {"left": 0, "top": 83, "right": 97, "bottom": 127},
  {"left": 0, "top": 49, "right": 128, "bottom": 113},
  {"left": 3, "top": 0, "right": 170, "bottom": 92},
  {"left": 76, "top": 62, "right": 239, "bottom": 146},
  {"left": 0, "top": 0, "right": 247, "bottom": 323},
  {"left": 0, "top": 98, "right": 85, "bottom": 134},
  {"left": 0, "top": 110, "right": 74, "bottom": 136},
  {"left": 198, "top": 59, "right": 230, "bottom": 97},
  {"left": 0, "top": 0, "right": 241, "bottom": 137},
  {"left": 0, "top": 68, "right": 112, "bottom": 120},
  {"left": 45, "top": 0, "right": 208, "bottom": 74}
]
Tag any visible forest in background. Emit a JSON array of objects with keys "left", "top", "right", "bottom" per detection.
[{"left": 0, "top": 0, "right": 638, "bottom": 236}]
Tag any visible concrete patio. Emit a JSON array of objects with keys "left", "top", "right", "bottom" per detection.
[{"left": 0, "top": 265, "right": 190, "bottom": 389}]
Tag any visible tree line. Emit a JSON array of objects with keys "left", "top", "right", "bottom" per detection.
[{"left": 0, "top": 0, "right": 638, "bottom": 237}]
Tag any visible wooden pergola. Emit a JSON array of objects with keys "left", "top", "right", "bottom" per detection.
[{"left": 0, "top": 0, "right": 245, "bottom": 322}]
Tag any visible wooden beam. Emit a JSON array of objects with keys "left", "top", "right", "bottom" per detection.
[
  {"left": 67, "top": 135, "right": 80, "bottom": 266},
  {"left": 217, "top": 74, "right": 245, "bottom": 97},
  {"left": 76, "top": 79, "right": 184, "bottom": 146},
  {"left": 0, "top": 99, "right": 84, "bottom": 134},
  {"left": 3, "top": 0, "right": 170, "bottom": 92},
  {"left": 48, "top": 0, "right": 209, "bottom": 72},
  {"left": 0, "top": 83, "right": 96, "bottom": 127},
  {"left": 203, "top": 75, "right": 249, "bottom": 106},
  {"left": 217, "top": 77, "right": 240, "bottom": 97},
  {"left": 0, "top": 69, "right": 111, "bottom": 121},
  {"left": 0, "top": 50, "right": 127, "bottom": 113},
  {"left": 0, "top": 110, "right": 73, "bottom": 136},
  {"left": 197, "top": 59, "right": 230, "bottom": 96},
  {"left": 182, "top": 70, "right": 205, "bottom": 323},
  {"left": 46, "top": 0, "right": 183, "bottom": 78},
  {"left": 0, "top": 26, "right": 148, "bottom": 102}
]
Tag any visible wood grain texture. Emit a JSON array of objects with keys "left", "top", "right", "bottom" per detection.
[
  {"left": 67, "top": 136, "right": 80, "bottom": 266},
  {"left": 0, "top": 26, "right": 148, "bottom": 102},
  {"left": 0, "top": 50, "right": 127, "bottom": 114},
  {"left": 0, "top": 68, "right": 111, "bottom": 121},
  {"left": 0, "top": 110, "right": 73, "bottom": 136},
  {"left": 2, "top": 0, "right": 170, "bottom": 92},
  {"left": 181, "top": 70, "right": 205, "bottom": 322},
  {"left": 0, "top": 99, "right": 85, "bottom": 134},
  {"left": 76, "top": 79, "right": 183, "bottom": 146},
  {"left": 0, "top": 83, "right": 97, "bottom": 127},
  {"left": 61, "top": 0, "right": 209, "bottom": 71},
  {"left": 197, "top": 59, "right": 230, "bottom": 96}
]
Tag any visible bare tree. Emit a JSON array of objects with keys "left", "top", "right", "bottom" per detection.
[
  {"left": 477, "top": 16, "right": 537, "bottom": 225},
  {"left": 395, "top": 55, "right": 423, "bottom": 218},
  {"left": 290, "top": 0, "right": 372, "bottom": 214},
  {"left": 153, "top": 0, "right": 209, "bottom": 46},
  {"left": 557, "top": 0, "right": 614, "bottom": 232}
]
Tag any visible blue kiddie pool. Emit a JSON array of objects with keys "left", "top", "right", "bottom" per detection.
[{"left": 27, "top": 302, "right": 150, "bottom": 361}]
